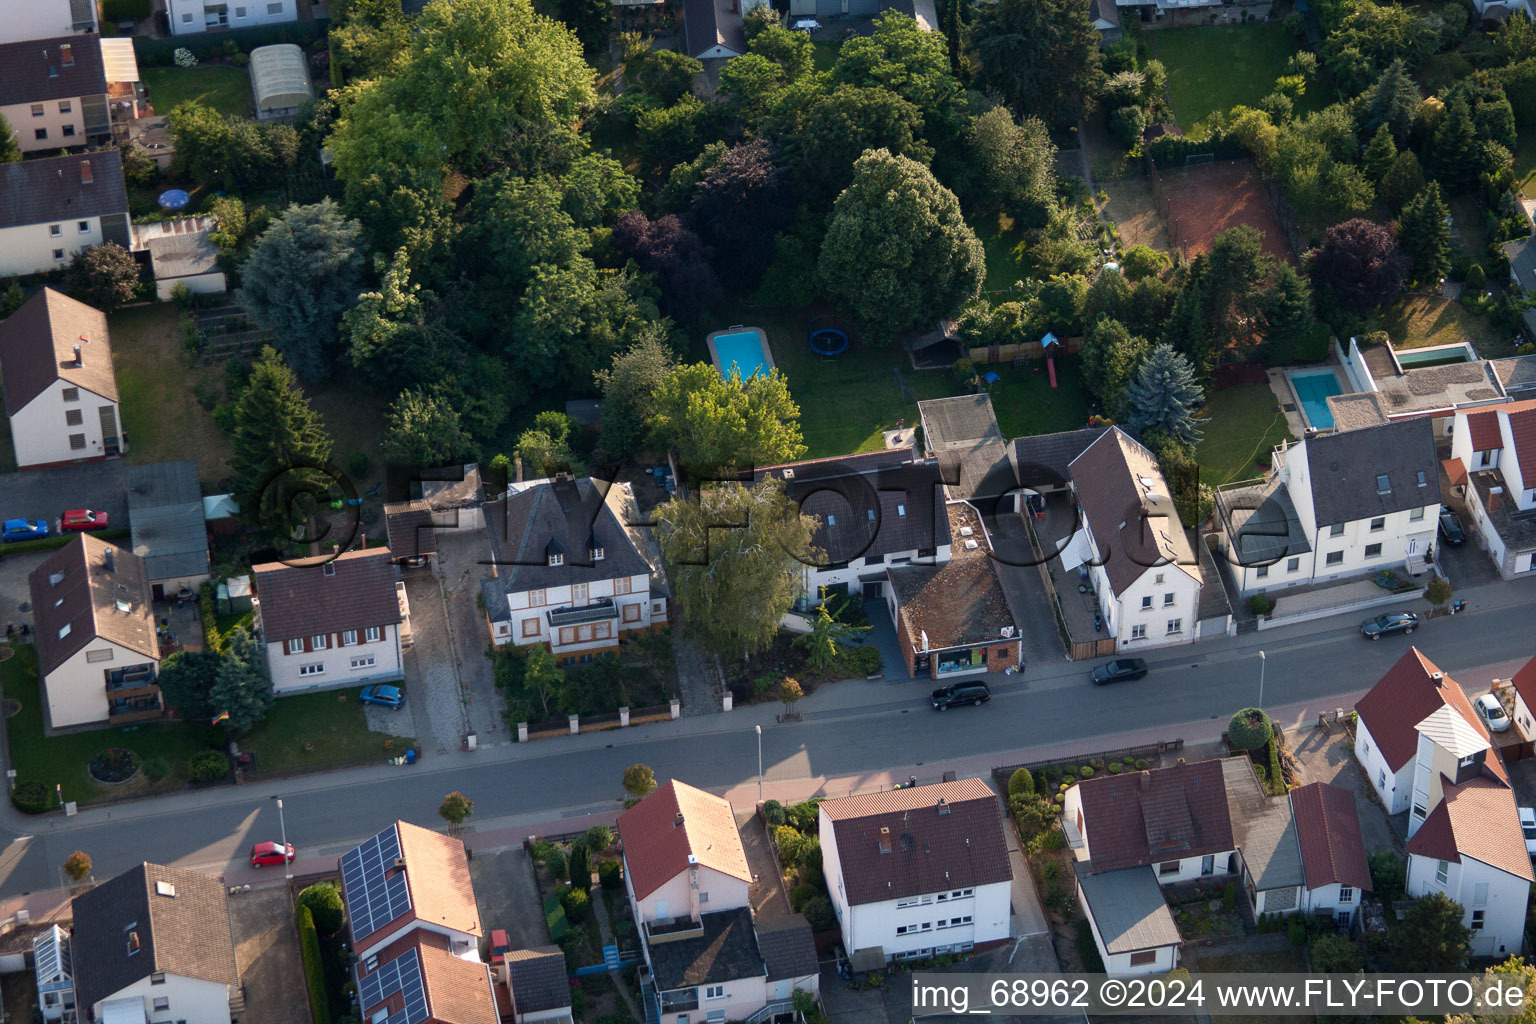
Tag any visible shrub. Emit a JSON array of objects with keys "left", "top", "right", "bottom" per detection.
[
  {"left": 1467, "top": 264, "right": 1487, "bottom": 289},
  {"left": 789, "top": 882, "right": 819, "bottom": 911},
  {"left": 1228, "top": 707, "right": 1273, "bottom": 750},
  {"left": 1266, "top": 738, "right": 1284, "bottom": 793},
  {"left": 174, "top": 47, "right": 197, "bottom": 67},
  {"left": 1008, "top": 767, "right": 1035, "bottom": 799},
  {"left": 544, "top": 848, "right": 568, "bottom": 881},
  {"left": 774, "top": 825, "right": 807, "bottom": 864},
  {"left": 1247, "top": 594, "right": 1274, "bottom": 616},
  {"left": 188, "top": 750, "right": 228, "bottom": 784},
  {"left": 1135, "top": 758, "right": 1149, "bottom": 770},
  {"left": 232, "top": 52, "right": 249, "bottom": 66},
  {"left": 11, "top": 781, "right": 50, "bottom": 814},
  {"left": 1039, "top": 827, "right": 1066, "bottom": 852},
  {"left": 1369, "top": 850, "right": 1405, "bottom": 902},
  {"left": 1079, "top": 767, "right": 1094, "bottom": 779},
  {"left": 1107, "top": 762, "right": 1122, "bottom": 774},
  {"left": 171, "top": 281, "right": 195, "bottom": 309},
  {"left": 1287, "top": 919, "right": 1307, "bottom": 947},
  {"left": 1311, "top": 932, "right": 1365, "bottom": 973},
  {"left": 570, "top": 844, "right": 591, "bottom": 892},
  {"left": 785, "top": 799, "right": 820, "bottom": 833},
  {"left": 347, "top": 451, "right": 371, "bottom": 481},
  {"left": 1075, "top": 918, "right": 1105, "bottom": 972},
  {"left": 297, "top": 883, "right": 345, "bottom": 935},
  {"left": 531, "top": 840, "right": 554, "bottom": 861},
  {"left": 763, "top": 799, "right": 785, "bottom": 826},
  {"left": 561, "top": 886, "right": 591, "bottom": 923},
  {"left": 801, "top": 894, "right": 835, "bottom": 931},
  {"left": 1091, "top": 758, "right": 1105, "bottom": 770},
  {"left": 599, "top": 860, "right": 622, "bottom": 890},
  {"left": 1222, "top": 883, "right": 1236, "bottom": 910},
  {"left": 297, "top": 905, "right": 332, "bottom": 1024},
  {"left": 583, "top": 825, "right": 613, "bottom": 854},
  {"left": 142, "top": 756, "right": 170, "bottom": 782}
]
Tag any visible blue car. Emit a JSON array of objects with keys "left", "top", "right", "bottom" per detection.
[
  {"left": 2, "top": 518, "right": 49, "bottom": 542},
  {"left": 359, "top": 684, "right": 404, "bottom": 709}
]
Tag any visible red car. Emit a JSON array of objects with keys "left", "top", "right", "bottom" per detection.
[
  {"left": 60, "top": 509, "right": 109, "bottom": 533},
  {"left": 490, "top": 929, "right": 510, "bottom": 966},
  {"left": 249, "top": 841, "right": 295, "bottom": 868}
]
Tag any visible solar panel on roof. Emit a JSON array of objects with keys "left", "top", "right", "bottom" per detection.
[
  {"left": 358, "top": 947, "right": 429, "bottom": 1024},
  {"left": 342, "top": 826, "right": 412, "bottom": 942}
]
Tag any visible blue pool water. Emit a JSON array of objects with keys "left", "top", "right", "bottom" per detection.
[
  {"left": 712, "top": 330, "right": 770, "bottom": 379},
  {"left": 1290, "top": 369, "right": 1343, "bottom": 429}
]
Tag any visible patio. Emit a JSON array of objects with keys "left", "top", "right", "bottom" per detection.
[{"left": 151, "top": 598, "right": 206, "bottom": 655}]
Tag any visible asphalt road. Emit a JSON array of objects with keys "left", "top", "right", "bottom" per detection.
[{"left": 1, "top": 589, "right": 1532, "bottom": 896}]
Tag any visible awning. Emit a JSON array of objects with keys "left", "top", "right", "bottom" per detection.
[
  {"left": 1441, "top": 458, "right": 1468, "bottom": 488},
  {"left": 1058, "top": 528, "right": 1094, "bottom": 572},
  {"left": 101, "top": 37, "right": 141, "bottom": 83}
]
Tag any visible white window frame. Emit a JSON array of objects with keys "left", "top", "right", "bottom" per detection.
[
  {"left": 1338, "top": 886, "right": 1353, "bottom": 904},
  {"left": 1166, "top": 618, "right": 1182, "bottom": 634},
  {"left": 342, "top": 629, "right": 358, "bottom": 646},
  {"left": 365, "top": 625, "right": 382, "bottom": 643},
  {"left": 287, "top": 638, "right": 303, "bottom": 654},
  {"left": 1130, "top": 624, "right": 1147, "bottom": 640},
  {"left": 704, "top": 986, "right": 725, "bottom": 1000},
  {"left": 298, "top": 663, "right": 324, "bottom": 677},
  {"left": 350, "top": 654, "right": 376, "bottom": 670},
  {"left": 1436, "top": 859, "right": 1449, "bottom": 885},
  {"left": 311, "top": 634, "right": 329, "bottom": 650}
]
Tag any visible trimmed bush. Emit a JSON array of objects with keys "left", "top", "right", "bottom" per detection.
[
  {"left": 785, "top": 799, "right": 819, "bottom": 833},
  {"left": 1267, "top": 738, "right": 1284, "bottom": 793},
  {"left": 297, "top": 904, "right": 332, "bottom": 1024},
  {"left": 763, "top": 799, "right": 785, "bottom": 826},
  {"left": 583, "top": 825, "right": 613, "bottom": 854},
  {"left": 1040, "top": 828, "right": 1066, "bottom": 852},
  {"left": 544, "top": 848, "right": 568, "bottom": 882},
  {"left": 599, "top": 860, "right": 622, "bottom": 890},
  {"left": 1228, "top": 708, "right": 1273, "bottom": 751},
  {"left": 11, "top": 781, "right": 51, "bottom": 814},
  {"left": 1135, "top": 759, "right": 1149, "bottom": 770},
  {"left": 561, "top": 886, "right": 591, "bottom": 923},
  {"left": 1247, "top": 594, "right": 1274, "bottom": 616},
  {"left": 188, "top": 750, "right": 228, "bottom": 784},
  {"left": 297, "top": 882, "right": 344, "bottom": 935},
  {"left": 1287, "top": 919, "right": 1307, "bottom": 947},
  {"left": 1107, "top": 762, "right": 1122, "bottom": 774},
  {"left": 570, "top": 844, "right": 591, "bottom": 892},
  {"left": 1008, "top": 767, "right": 1035, "bottom": 799},
  {"left": 789, "top": 882, "right": 819, "bottom": 912},
  {"left": 801, "top": 894, "right": 835, "bottom": 931},
  {"left": 1222, "top": 883, "right": 1236, "bottom": 911},
  {"left": 1467, "top": 264, "right": 1487, "bottom": 290},
  {"left": 1079, "top": 767, "right": 1094, "bottom": 779},
  {"left": 544, "top": 895, "right": 569, "bottom": 942}
]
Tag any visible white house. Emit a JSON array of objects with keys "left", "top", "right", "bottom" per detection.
[
  {"left": 1288, "top": 782, "right": 1372, "bottom": 922},
  {"left": 70, "top": 863, "right": 241, "bottom": 1024},
  {"left": 1509, "top": 654, "right": 1536, "bottom": 742},
  {"left": 1446, "top": 398, "right": 1536, "bottom": 579},
  {"left": 1063, "top": 427, "right": 1203, "bottom": 650},
  {"left": 617, "top": 780, "right": 819, "bottom": 1024},
  {"left": 481, "top": 475, "right": 667, "bottom": 665},
  {"left": 818, "top": 779, "right": 1013, "bottom": 963},
  {"left": 1353, "top": 648, "right": 1532, "bottom": 956},
  {"left": 29, "top": 535, "right": 162, "bottom": 729},
  {"left": 340, "top": 821, "right": 499, "bottom": 1024},
  {"left": 0, "top": 288, "right": 124, "bottom": 471},
  {"left": 164, "top": 0, "right": 298, "bottom": 34},
  {"left": 0, "top": 151, "right": 133, "bottom": 277},
  {"left": 252, "top": 548, "right": 405, "bottom": 695},
  {"left": 1214, "top": 418, "right": 1442, "bottom": 595},
  {"left": 0, "top": 0, "right": 96, "bottom": 43},
  {"left": 0, "top": 35, "right": 115, "bottom": 153}
]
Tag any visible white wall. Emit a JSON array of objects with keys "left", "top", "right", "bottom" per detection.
[
  {"left": 1515, "top": 690, "right": 1536, "bottom": 740},
  {"left": 0, "top": 217, "right": 106, "bottom": 278},
  {"left": 657, "top": 975, "right": 766, "bottom": 1024},
  {"left": 264, "top": 626, "right": 403, "bottom": 695},
  {"left": 1353, "top": 719, "right": 1411, "bottom": 815},
  {"left": 498, "top": 575, "right": 660, "bottom": 650},
  {"left": 45, "top": 640, "right": 156, "bottom": 729},
  {"left": 629, "top": 865, "right": 751, "bottom": 925},
  {"left": 0, "top": 0, "right": 95, "bottom": 42},
  {"left": 1108, "top": 565, "right": 1201, "bottom": 651},
  {"left": 355, "top": 920, "right": 478, "bottom": 963},
  {"left": 0, "top": 98, "right": 91, "bottom": 154},
  {"left": 1301, "top": 881, "right": 1363, "bottom": 915},
  {"left": 843, "top": 881, "right": 1009, "bottom": 959},
  {"left": 95, "top": 972, "right": 230, "bottom": 1024},
  {"left": 9, "top": 380, "right": 119, "bottom": 470},
  {"left": 1407, "top": 853, "right": 1530, "bottom": 958},
  {"left": 166, "top": 0, "right": 298, "bottom": 33},
  {"left": 155, "top": 271, "right": 227, "bottom": 302},
  {"left": 1142, "top": 851, "right": 1238, "bottom": 886},
  {"left": 1077, "top": 883, "right": 1177, "bottom": 977}
]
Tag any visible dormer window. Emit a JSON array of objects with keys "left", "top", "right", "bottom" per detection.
[
  {"left": 549, "top": 553, "right": 564, "bottom": 567},
  {"left": 1459, "top": 754, "right": 1478, "bottom": 768},
  {"left": 590, "top": 547, "right": 604, "bottom": 562},
  {"left": 1376, "top": 474, "right": 1391, "bottom": 494},
  {"left": 546, "top": 538, "right": 565, "bottom": 567}
]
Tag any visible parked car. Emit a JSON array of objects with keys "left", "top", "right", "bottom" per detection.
[
  {"left": 60, "top": 509, "right": 110, "bottom": 533},
  {"left": 490, "top": 929, "right": 510, "bottom": 966},
  {"left": 1, "top": 519, "right": 48, "bottom": 542},
  {"left": 930, "top": 681, "right": 991, "bottom": 710},
  {"left": 1360, "top": 611, "right": 1419, "bottom": 639},
  {"left": 1091, "top": 658, "right": 1150, "bottom": 685},
  {"left": 1439, "top": 511, "right": 1466, "bottom": 546},
  {"left": 249, "top": 841, "right": 295, "bottom": 868},
  {"left": 1521, "top": 808, "right": 1536, "bottom": 856},
  {"left": 359, "top": 684, "right": 405, "bottom": 709},
  {"left": 1475, "top": 693, "right": 1512, "bottom": 733}
]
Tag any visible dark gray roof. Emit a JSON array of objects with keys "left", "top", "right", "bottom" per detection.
[
  {"left": 147, "top": 231, "right": 220, "bottom": 280},
  {"left": 126, "top": 461, "right": 200, "bottom": 511},
  {"left": 1302, "top": 418, "right": 1441, "bottom": 527},
  {"left": 684, "top": 0, "right": 745, "bottom": 58},
  {"left": 384, "top": 500, "right": 437, "bottom": 560},
  {"left": 480, "top": 578, "right": 510, "bottom": 623},
  {"left": 71, "top": 863, "right": 239, "bottom": 1014},
  {"left": 0, "top": 150, "right": 128, "bottom": 229},
  {"left": 648, "top": 908, "right": 764, "bottom": 991},
  {"left": 754, "top": 449, "right": 950, "bottom": 564},
  {"left": 920, "top": 394, "right": 1003, "bottom": 450},
  {"left": 131, "top": 503, "right": 210, "bottom": 582},
  {"left": 0, "top": 35, "right": 107, "bottom": 105},
  {"left": 1506, "top": 238, "right": 1536, "bottom": 290},
  {"left": 1009, "top": 429, "right": 1107, "bottom": 490},
  {"left": 505, "top": 947, "right": 570, "bottom": 1014},
  {"left": 1221, "top": 756, "right": 1303, "bottom": 892},
  {"left": 756, "top": 916, "right": 818, "bottom": 981},
  {"left": 1074, "top": 865, "right": 1180, "bottom": 954},
  {"left": 1214, "top": 478, "right": 1310, "bottom": 566},
  {"left": 1492, "top": 355, "right": 1536, "bottom": 396},
  {"left": 486, "top": 477, "right": 655, "bottom": 594}
]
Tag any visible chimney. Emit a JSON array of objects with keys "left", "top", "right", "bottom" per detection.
[
  {"left": 72, "top": 344, "right": 82, "bottom": 366},
  {"left": 79, "top": 160, "right": 92, "bottom": 185},
  {"left": 103, "top": 548, "right": 114, "bottom": 574},
  {"left": 673, "top": 813, "right": 685, "bottom": 829},
  {"left": 936, "top": 797, "right": 949, "bottom": 815},
  {"left": 60, "top": 43, "right": 73, "bottom": 67},
  {"left": 1491, "top": 486, "right": 1504, "bottom": 512},
  {"left": 515, "top": 455, "right": 524, "bottom": 483},
  {"left": 878, "top": 826, "right": 892, "bottom": 854},
  {"left": 1430, "top": 672, "right": 1444, "bottom": 681}
]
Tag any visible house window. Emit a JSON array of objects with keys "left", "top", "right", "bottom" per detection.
[
  {"left": 31, "top": 104, "right": 44, "bottom": 117},
  {"left": 1129, "top": 950, "right": 1157, "bottom": 966},
  {"left": 1131, "top": 624, "right": 1147, "bottom": 640},
  {"left": 1255, "top": 565, "right": 1269, "bottom": 579},
  {"left": 591, "top": 546, "right": 605, "bottom": 561},
  {"left": 1287, "top": 557, "right": 1300, "bottom": 572},
  {"left": 62, "top": 388, "right": 79, "bottom": 402},
  {"left": 595, "top": 622, "right": 612, "bottom": 640},
  {"left": 365, "top": 626, "right": 381, "bottom": 642},
  {"left": 1154, "top": 573, "right": 1164, "bottom": 584},
  {"left": 1364, "top": 543, "right": 1382, "bottom": 558},
  {"left": 528, "top": 589, "right": 545, "bottom": 607},
  {"left": 559, "top": 627, "right": 576, "bottom": 645},
  {"left": 65, "top": 409, "right": 83, "bottom": 426},
  {"left": 573, "top": 583, "right": 588, "bottom": 604},
  {"left": 1376, "top": 474, "right": 1391, "bottom": 494},
  {"left": 622, "top": 604, "right": 641, "bottom": 623},
  {"left": 1413, "top": 801, "right": 1427, "bottom": 819},
  {"left": 86, "top": 649, "right": 113, "bottom": 663},
  {"left": 342, "top": 630, "right": 358, "bottom": 646},
  {"left": 59, "top": 101, "right": 72, "bottom": 114},
  {"left": 615, "top": 576, "right": 632, "bottom": 595},
  {"left": 1338, "top": 887, "right": 1353, "bottom": 904},
  {"left": 153, "top": 999, "right": 169, "bottom": 1012},
  {"left": 77, "top": 220, "right": 89, "bottom": 234},
  {"left": 1159, "top": 861, "right": 1179, "bottom": 876},
  {"left": 62, "top": 125, "right": 75, "bottom": 138},
  {"left": 521, "top": 618, "right": 540, "bottom": 638},
  {"left": 548, "top": 553, "right": 564, "bottom": 566},
  {"left": 267, "top": 1, "right": 283, "bottom": 11},
  {"left": 69, "top": 434, "right": 85, "bottom": 450},
  {"left": 706, "top": 1014, "right": 726, "bottom": 1024},
  {"left": 1474, "top": 883, "right": 1489, "bottom": 907},
  {"left": 1329, "top": 524, "right": 1345, "bottom": 537},
  {"left": 1325, "top": 552, "right": 1344, "bottom": 566},
  {"left": 1472, "top": 910, "right": 1485, "bottom": 930},
  {"left": 181, "top": 11, "right": 192, "bottom": 19},
  {"left": 699, "top": 892, "right": 709, "bottom": 903},
  {"left": 150, "top": 974, "right": 165, "bottom": 985},
  {"left": 1163, "top": 593, "right": 1175, "bottom": 606},
  {"left": 287, "top": 638, "right": 303, "bottom": 654},
  {"left": 1370, "top": 517, "right": 1385, "bottom": 532},
  {"left": 298, "top": 663, "right": 324, "bottom": 676},
  {"left": 704, "top": 986, "right": 725, "bottom": 1000},
  {"left": 1166, "top": 618, "right": 1182, "bottom": 634},
  {"left": 1410, "top": 507, "right": 1425, "bottom": 521},
  {"left": 50, "top": 224, "right": 62, "bottom": 238},
  {"left": 1436, "top": 860, "right": 1450, "bottom": 885},
  {"left": 311, "top": 634, "right": 328, "bottom": 650},
  {"left": 61, "top": 44, "right": 73, "bottom": 65},
  {"left": 34, "top": 128, "right": 47, "bottom": 141},
  {"left": 350, "top": 654, "right": 376, "bottom": 670},
  {"left": 1378, "top": 769, "right": 1386, "bottom": 788},
  {"left": 236, "top": 4, "right": 246, "bottom": 14},
  {"left": 53, "top": 249, "right": 66, "bottom": 262},
  {"left": 1141, "top": 596, "right": 1152, "bottom": 610}
]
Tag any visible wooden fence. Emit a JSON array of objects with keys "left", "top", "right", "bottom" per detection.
[
  {"left": 967, "top": 336, "right": 1084, "bottom": 365},
  {"left": 1069, "top": 637, "right": 1119, "bottom": 660}
]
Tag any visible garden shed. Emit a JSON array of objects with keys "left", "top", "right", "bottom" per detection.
[{"left": 248, "top": 44, "right": 313, "bottom": 122}]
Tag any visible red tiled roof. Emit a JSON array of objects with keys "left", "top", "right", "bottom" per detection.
[
  {"left": 1466, "top": 408, "right": 1504, "bottom": 453},
  {"left": 1289, "top": 783, "right": 1372, "bottom": 892},
  {"left": 251, "top": 547, "right": 401, "bottom": 641},
  {"left": 817, "top": 779, "right": 1013, "bottom": 906},
  {"left": 1406, "top": 776, "right": 1534, "bottom": 882},
  {"left": 1442, "top": 458, "right": 1468, "bottom": 488},
  {"left": 1511, "top": 655, "right": 1536, "bottom": 721},
  {"left": 1510, "top": 406, "right": 1536, "bottom": 486},
  {"left": 419, "top": 939, "right": 499, "bottom": 1024},
  {"left": 1354, "top": 648, "right": 1506, "bottom": 784},
  {"left": 1077, "top": 761, "right": 1235, "bottom": 873},
  {"left": 398, "top": 821, "right": 482, "bottom": 940},
  {"left": 616, "top": 781, "right": 751, "bottom": 901}
]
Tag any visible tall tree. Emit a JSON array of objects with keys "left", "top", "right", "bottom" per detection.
[
  {"left": 0, "top": 113, "right": 20, "bottom": 163},
  {"left": 382, "top": 386, "right": 472, "bottom": 468},
  {"left": 794, "top": 603, "right": 870, "bottom": 676},
  {"left": 1259, "top": 264, "right": 1317, "bottom": 361},
  {"left": 685, "top": 140, "right": 793, "bottom": 291},
  {"left": 438, "top": 791, "right": 474, "bottom": 826},
  {"left": 610, "top": 211, "right": 721, "bottom": 324},
  {"left": 238, "top": 200, "right": 366, "bottom": 382},
  {"left": 1124, "top": 344, "right": 1207, "bottom": 445},
  {"left": 650, "top": 362, "right": 806, "bottom": 477},
  {"left": 1361, "top": 124, "right": 1398, "bottom": 183},
  {"left": 967, "top": 107, "right": 1058, "bottom": 229},
  {"left": 833, "top": 12, "right": 967, "bottom": 138},
  {"left": 818, "top": 149, "right": 985, "bottom": 340},
  {"left": 1379, "top": 149, "right": 1426, "bottom": 211},
  {"left": 342, "top": 250, "right": 463, "bottom": 388},
  {"left": 167, "top": 101, "right": 300, "bottom": 192},
  {"left": 67, "top": 243, "right": 140, "bottom": 311},
  {"left": 594, "top": 330, "right": 677, "bottom": 459},
  {"left": 655, "top": 479, "right": 818, "bottom": 659},
  {"left": 786, "top": 85, "right": 932, "bottom": 202},
  {"left": 622, "top": 763, "right": 657, "bottom": 798},
  {"left": 1428, "top": 92, "right": 1478, "bottom": 188},
  {"left": 229, "top": 347, "right": 335, "bottom": 534},
  {"left": 516, "top": 410, "right": 580, "bottom": 477},
  {"left": 559, "top": 0, "right": 612, "bottom": 52},
  {"left": 973, "top": 0, "right": 1105, "bottom": 127},
  {"left": 155, "top": 649, "right": 225, "bottom": 720},
  {"left": 1388, "top": 892, "right": 1472, "bottom": 971},
  {"left": 209, "top": 625, "right": 274, "bottom": 732},
  {"left": 328, "top": 0, "right": 410, "bottom": 82},
  {"left": 1398, "top": 182, "right": 1452, "bottom": 283},
  {"left": 1310, "top": 218, "right": 1408, "bottom": 314},
  {"left": 1360, "top": 59, "right": 1419, "bottom": 144},
  {"left": 1080, "top": 316, "right": 1150, "bottom": 420}
]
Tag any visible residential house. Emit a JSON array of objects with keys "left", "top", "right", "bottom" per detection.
[
  {"left": 818, "top": 779, "right": 1012, "bottom": 964},
  {"left": 34, "top": 925, "right": 75, "bottom": 1022},
  {"left": 385, "top": 500, "right": 438, "bottom": 569},
  {"left": 617, "top": 780, "right": 819, "bottom": 1024},
  {"left": 1214, "top": 418, "right": 1441, "bottom": 595},
  {"left": 126, "top": 461, "right": 211, "bottom": 600},
  {"left": 787, "top": 0, "right": 937, "bottom": 28},
  {"left": 480, "top": 475, "right": 667, "bottom": 664},
  {"left": 683, "top": 0, "right": 745, "bottom": 59},
  {"left": 252, "top": 548, "right": 406, "bottom": 694},
  {"left": 0, "top": 150, "right": 132, "bottom": 277},
  {"left": 1290, "top": 782, "right": 1373, "bottom": 921},
  {"left": 0, "top": 0, "right": 97, "bottom": 44},
  {"left": 884, "top": 501, "right": 1022, "bottom": 678},
  {"left": 0, "top": 35, "right": 113, "bottom": 153},
  {"left": 70, "top": 862, "right": 241, "bottom": 1024},
  {"left": 0, "top": 287, "right": 124, "bottom": 470},
  {"left": 28, "top": 535, "right": 161, "bottom": 729},
  {"left": 1089, "top": 0, "right": 1122, "bottom": 39},
  {"left": 165, "top": 0, "right": 298, "bottom": 34},
  {"left": 753, "top": 446, "right": 950, "bottom": 608},
  {"left": 916, "top": 394, "right": 1008, "bottom": 506},
  {"left": 498, "top": 947, "right": 573, "bottom": 1024},
  {"left": 1509, "top": 654, "right": 1536, "bottom": 744},
  {"left": 1446, "top": 398, "right": 1536, "bottom": 579},
  {"left": 1354, "top": 647, "right": 1532, "bottom": 956},
  {"left": 340, "top": 821, "right": 498, "bottom": 1024},
  {"left": 1334, "top": 336, "right": 1508, "bottom": 433},
  {"left": 1062, "top": 427, "right": 1203, "bottom": 650}
]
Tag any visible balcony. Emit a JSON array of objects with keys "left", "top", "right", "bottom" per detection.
[
  {"left": 105, "top": 665, "right": 157, "bottom": 695},
  {"left": 547, "top": 597, "right": 619, "bottom": 629},
  {"left": 657, "top": 990, "right": 699, "bottom": 1014},
  {"left": 108, "top": 696, "right": 162, "bottom": 721},
  {"left": 644, "top": 916, "right": 704, "bottom": 945}
]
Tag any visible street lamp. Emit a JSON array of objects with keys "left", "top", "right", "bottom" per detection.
[
  {"left": 1258, "top": 650, "right": 1267, "bottom": 711},
  {"left": 755, "top": 725, "right": 763, "bottom": 804},
  {"left": 273, "top": 796, "right": 292, "bottom": 881}
]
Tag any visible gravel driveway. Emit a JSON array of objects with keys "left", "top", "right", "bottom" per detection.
[
  {"left": 435, "top": 530, "right": 508, "bottom": 745},
  {"left": 402, "top": 571, "right": 467, "bottom": 755}
]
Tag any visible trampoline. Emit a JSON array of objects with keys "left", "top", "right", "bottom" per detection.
[{"left": 809, "top": 327, "right": 849, "bottom": 357}]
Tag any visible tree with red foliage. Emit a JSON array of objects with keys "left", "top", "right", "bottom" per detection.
[
  {"left": 611, "top": 211, "right": 721, "bottom": 325},
  {"left": 1309, "top": 218, "right": 1408, "bottom": 315},
  {"left": 686, "top": 140, "right": 792, "bottom": 292}
]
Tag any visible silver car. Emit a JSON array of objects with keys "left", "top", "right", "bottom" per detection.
[{"left": 1475, "top": 693, "right": 1511, "bottom": 733}]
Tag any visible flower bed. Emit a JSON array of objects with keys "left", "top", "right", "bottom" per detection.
[{"left": 88, "top": 748, "right": 140, "bottom": 784}]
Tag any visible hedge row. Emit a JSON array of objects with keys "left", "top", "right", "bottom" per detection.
[
  {"left": 297, "top": 904, "right": 332, "bottom": 1024},
  {"left": 132, "top": 20, "right": 326, "bottom": 64},
  {"left": 0, "top": 527, "right": 130, "bottom": 561}
]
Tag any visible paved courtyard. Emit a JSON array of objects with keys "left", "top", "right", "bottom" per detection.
[
  {"left": 402, "top": 569, "right": 469, "bottom": 755},
  {"left": 1285, "top": 724, "right": 1400, "bottom": 854},
  {"left": 229, "top": 886, "right": 310, "bottom": 1024},
  {"left": 0, "top": 550, "right": 50, "bottom": 639},
  {"left": 436, "top": 530, "right": 508, "bottom": 745},
  {"left": 0, "top": 461, "right": 128, "bottom": 535},
  {"left": 468, "top": 845, "right": 548, "bottom": 951}
]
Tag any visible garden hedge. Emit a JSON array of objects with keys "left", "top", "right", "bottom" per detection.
[{"left": 297, "top": 904, "right": 332, "bottom": 1024}]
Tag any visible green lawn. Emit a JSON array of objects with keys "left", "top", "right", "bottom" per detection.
[
  {"left": 1382, "top": 293, "right": 1506, "bottom": 355},
  {"left": 142, "top": 65, "right": 254, "bottom": 118},
  {"left": 1518, "top": 132, "right": 1536, "bottom": 198},
  {"left": 1197, "top": 949, "right": 1309, "bottom": 1024},
  {"left": 986, "top": 359, "right": 1091, "bottom": 438},
  {"left": 969, "top": 210, "right": 1033, "bottom": 298},
  {"left": 1152, "top": 23, "right": 1319, "bottom": 134},
  {"left": 239, "top": 688, "right": 416, "bottom": 776},
  {"left": 1196, "top": 382, "right": 1294, "bottom": 487}
]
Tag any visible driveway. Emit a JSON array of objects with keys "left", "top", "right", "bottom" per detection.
[
  {"left": 0, "top": 461, "right": 128, "bottom": 532},
  {"left": 1436, "top": 534, "right": 1500, "bottom": 591},
  {"left": 401, "top": 570, "right": 468, "bottom": 755},
  {"left": 229, "top": 886, "right": 310, "bottom": 1024},
  {"left": 468, "top": 846, "right": 549, "bottom": 951},
  {"left": 1285, "top": 724, "right": 1400, "bottom": 854},
  {"left": 435, "top": 530, "right": 508, "bottom": 746},
  {"left": 0, "top": 551, "right": 51, "bottom": 638},
  {"left": 862, "top": 603, "right": 910, "bottom": 683},
  {"left": 984, "top": 512, "right": 1068, "bottom": 669}
]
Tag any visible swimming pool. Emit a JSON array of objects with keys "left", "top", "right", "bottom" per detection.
[
  {"left": 1395, "top": 342, "right": 1476, "bottom": 369},
  {"left": 706, "top": 327, "right": 773, "bottom": 380},
  {"left": 1289, "top": 368, "right": 1344, "bottom": 430}
]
